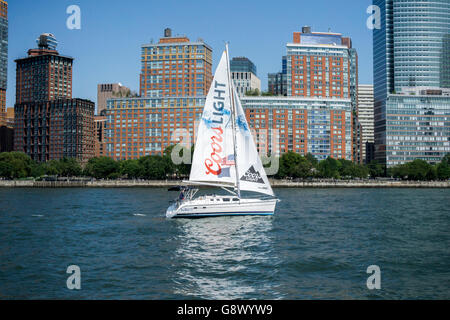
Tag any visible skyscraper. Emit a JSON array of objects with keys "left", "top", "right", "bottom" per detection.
[
  {"left": 14, "top": 34, "right": 95, "bottom": 163},
  {"left": 286, "top": 26, "right": 359, "bottom": 161},
  {"left": 357, "top": 84, "right": 375, "bottom": 163},
  {"left": 15, "top": 33, "right": 73, "bottom": 104},
  {"left": 241, "top": 27, "right": 360, "bottom": 161},
  {"left": 0, "top": 0, "right": 7, "bottom": 127},
  {"left": 140, "top": 28, "right": 212, "bottom": 97},
  {"left": 373, "top": 0, "right": 450, "bottom": 164},
  {"left": 230, "top": 57, "right": 261, "bottom": 97},
  {"left": 286, "top": 26, "right": 358, "bottom": 105}
]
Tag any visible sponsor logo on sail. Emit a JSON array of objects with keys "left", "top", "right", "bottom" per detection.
[
  {"left": 240, "top": 166, "right": 265, "bottom": 184},
  {"left": 205, "top": 81, "right": 227, "bottom": 176}
]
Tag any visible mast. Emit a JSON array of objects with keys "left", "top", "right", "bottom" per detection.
[{"left": 225, "top": 43, "right": 241, "bottom": 198}]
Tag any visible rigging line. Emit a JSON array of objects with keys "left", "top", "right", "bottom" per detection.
[{"left": 225, "top": 43, "right": 241, "bottom": 199}]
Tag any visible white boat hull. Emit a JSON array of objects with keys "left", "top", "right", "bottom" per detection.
[{"left": 166, "top": 195, "right": 278, "bottom": 219}]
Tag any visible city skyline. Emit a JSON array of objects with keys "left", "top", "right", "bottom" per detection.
[
  {"left": 5, "top": 0, "right": 373, "bottom": 109},
  {"left": 0, "top": 0, "right": 449, "bottom": 304}
]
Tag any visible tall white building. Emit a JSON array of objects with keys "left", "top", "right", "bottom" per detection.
[
  {"left": 230, "top": 57, "right": 261, "bottom": 97},
  {"left": 357, "top": 84, "right": 374, "bottom": 162}
]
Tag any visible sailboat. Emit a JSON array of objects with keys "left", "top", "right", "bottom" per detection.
[{"left": 166, "top": 44, "right": 279, "bottom": 219}]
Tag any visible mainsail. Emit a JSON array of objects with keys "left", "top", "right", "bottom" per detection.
[
  {"left": 189, "top": 50, "right": 236, "bottom": 186},
  {"left": 189, "top": 47, "right": 274, "bottom": 197}
]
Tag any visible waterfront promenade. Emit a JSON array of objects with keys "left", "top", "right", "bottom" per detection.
[{"left": 0, "top": 179, "right": 449, "bottom": 188}]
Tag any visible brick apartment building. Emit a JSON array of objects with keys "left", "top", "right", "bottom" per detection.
[
  {"left": 14, "top": 34, "right": 95, "bottom": 163},
  {"left": 14, "top": 98, "right": 94, "bottom": 163},
  {"left": 0, "top": 0, "right": 7, "bottom": 127},
  {"left": 139, "top": 28, "right": 212, "bottom": 98}
]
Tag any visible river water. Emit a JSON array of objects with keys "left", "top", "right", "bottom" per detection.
[{"left": 0, "top": 188, "right": 448, "bottom": 299}]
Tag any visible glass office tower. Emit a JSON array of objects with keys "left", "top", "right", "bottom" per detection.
[
  {"left": 393, "top": 1, "right": 450, "bottom": 90},
  {"left": 373, "top": 0, "right": 450, "bottom": 163},
  {"left": 385, "top": 90, "right": 450, "bottom": 167}
]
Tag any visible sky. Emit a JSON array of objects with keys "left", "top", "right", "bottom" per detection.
[{"left": 6, "top": 0, "right": 373, "bottom": 108}]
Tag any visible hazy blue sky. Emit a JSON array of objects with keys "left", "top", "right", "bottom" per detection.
[{"left": 6, "top": 0, "right": 373, "bottom": 108}]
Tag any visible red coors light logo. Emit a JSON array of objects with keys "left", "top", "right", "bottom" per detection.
[
  {"left": 205, "top": 81, "right": 227, "bottom": 176},
  {"left": 205, "top": 127, "right": 223, "bottom": 176}
]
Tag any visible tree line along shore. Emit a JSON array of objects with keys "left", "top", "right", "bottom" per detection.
[
  {"left": 0, "top": 180, "right": 449, "bottom": 188},
  {"left": 0, "top": 147, "right": 449, "bottom": 182}
]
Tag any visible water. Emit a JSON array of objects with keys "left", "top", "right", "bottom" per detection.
[{"left": 0, "top": 188, "right": 448, "bottom": 299}]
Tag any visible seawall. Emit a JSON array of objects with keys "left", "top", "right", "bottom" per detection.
[{"left": 0, "top": 179, "right": 449, "bottom": 188}]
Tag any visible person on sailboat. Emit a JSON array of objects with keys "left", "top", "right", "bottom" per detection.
[{"left": 179, "top": 190, "right": 185, "bottom": 201}]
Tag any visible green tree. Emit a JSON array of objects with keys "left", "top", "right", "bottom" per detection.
[
  {"left": 45, "top": 160, "right": 60, "bottom": 175},
  {"left": 338, "top": 159, "right": 354, "bottom": 178},
  {"left": 276, "top": 152, "right": 297, "bottom": 178},
  {"left": 406, "top": 159, "right": 434, "bottom": 181},
  {"left": 338, "top": 159, "right": 369, "bottom": 179},
  {"left": 391, "top": 163, "right": 408, "bottom": 180},
  {"left": 436, "top": 154, "right": 450, "bottom": 180},
  {"left": 426, "top": 165, "right": 437, "bottom": 181},
  {"left": 120, "top": 159, "right": 143, "bottom": 179},
  {"left": 57, "top": 158, "right": 82, "bottom": 177},
  {"left": 30, "top": 162, "right": 47, "bottom": 178},
  {"left": 277, "top": 152, "right": 313, "bottom": 179},
  {"left": 353, "top": 163, "right": 370, "bottom": 178},
  {"left": 139, "top": 155, "right": 170, "bottom": 180},
  {"left": 84, "top": 157, "right": 120, "bottom": 179},
  {"left": 318, "top": 157, "right": 341, "bottom": 179},
  {"left": 294, "top": 157, "right": 313, "bottom": 179},
  {"left": 367, "top": 160, "right": 385, "bottom": 178},
  {"left": 305, "top": 153, "right": 318, "bottom": 168},
  {"left": 0, "top": 161, "right": 13, "bottom": 178},
  {"left": 0, "top": 152, "right": 34, "bottom": 179},
  {"left": 392, "top": 159, "right": 435, "bottom": 181}
]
